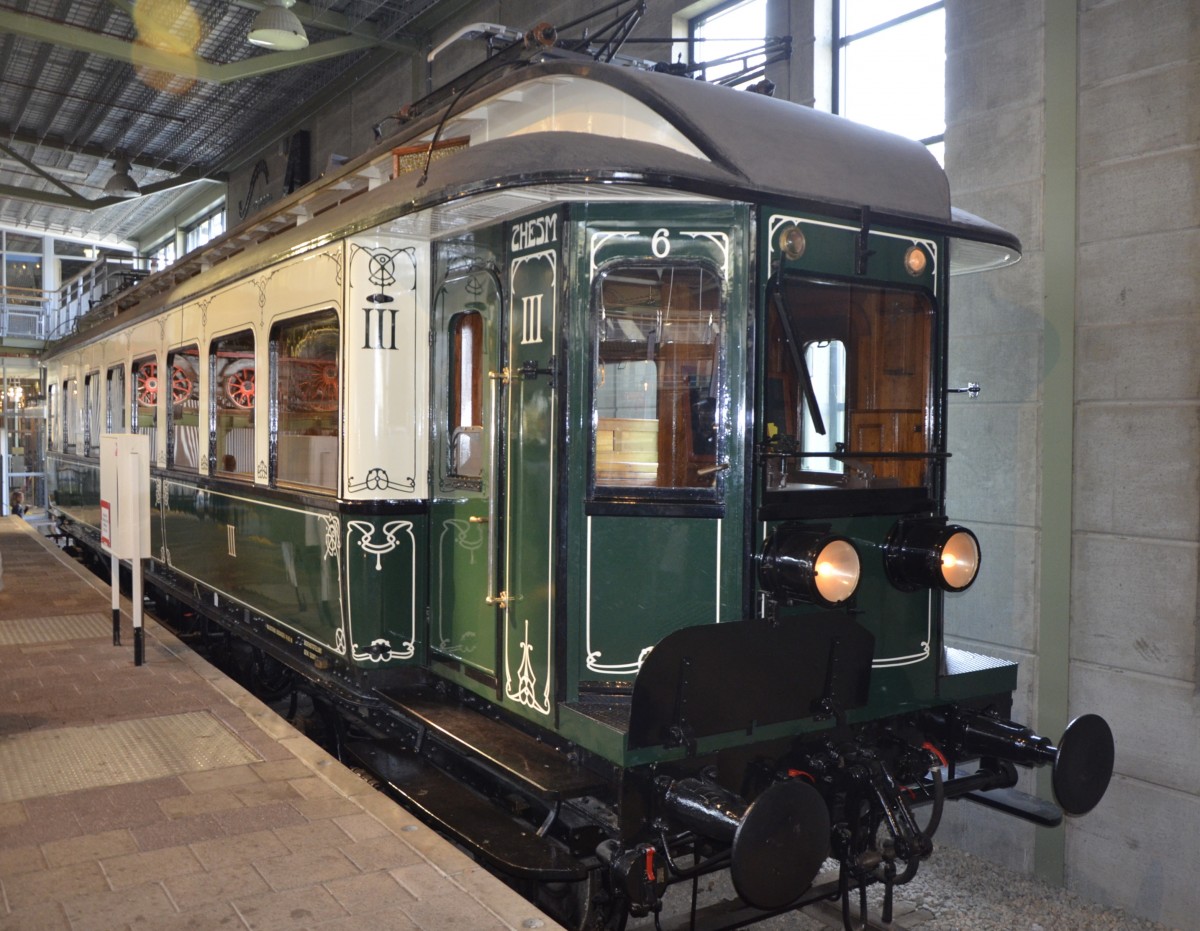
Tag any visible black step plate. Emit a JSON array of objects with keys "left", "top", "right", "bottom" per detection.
[
  {"left": 376, "top": 688, "right": 605, "bottom": 799},
  {"left": 964, "top": 785, "right": 1063, "bottom": 827}
]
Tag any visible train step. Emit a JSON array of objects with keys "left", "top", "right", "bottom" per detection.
[
  {"left": 375, "top": 687, "right": 606, "bottom": 800},
  {"left": 964, "top": 784, "right": 1063, "bottom": 827},
  {"left": 344, "top": 737, "right": 587, "bottom": 881}
]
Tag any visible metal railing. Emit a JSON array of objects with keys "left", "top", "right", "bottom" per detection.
[
  {"left": 44, "top": 258, "right": 154, "bottom": 343},
  {"left": 0, "top": 285, "right": 49, "bottom": 341}
]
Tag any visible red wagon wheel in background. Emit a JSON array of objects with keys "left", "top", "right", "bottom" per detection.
[
  {"left": 226, "top": 368, "right": 255, "bottom": 409},
  {"left": 136, "top": 362, "right": 158, "bottom": 407},
  {"left": 171, "top": 366, "right": 195, "bottom": 405},
  {"left": 293, "top": 361, "right": 339, "bottom": 409}
]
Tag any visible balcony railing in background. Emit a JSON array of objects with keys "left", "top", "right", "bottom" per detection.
[
  {"left": 47, "top": 257, "right": 152, "bottom": 342},
  {"left": 0, "top": 285, "right": 49, "bottom": 341}
]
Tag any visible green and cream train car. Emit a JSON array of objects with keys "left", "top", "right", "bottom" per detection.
[{"left": 44, "top": 49, "right": 1114, "bottom": 930}]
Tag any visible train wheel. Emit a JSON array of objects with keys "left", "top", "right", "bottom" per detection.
[
  {"left": 226, "top": 368, "right": 255, "bottom": 409},
  {"left": 537, "top": 870, "right": 627, "bottom": 931},
  {"left": 250, "top": 649, "right": 295, "bottom": 702}
]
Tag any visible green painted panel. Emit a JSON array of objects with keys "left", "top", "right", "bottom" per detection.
[
  {"left": 583, "top": 516, "right": 720, "bottom": 680},
  {"left": 429, "top": 503, "right": 494, "bottom": 670},
  {"left": 164, "top": 483, "right": 343, "bottom": 651},
  {"left": 343, "top": 514, "right": 425, "bottom": 665}
]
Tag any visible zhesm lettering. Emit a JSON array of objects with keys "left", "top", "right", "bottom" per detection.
[{"left": 511, "top": 213, "right": 558, "bottom": 253}]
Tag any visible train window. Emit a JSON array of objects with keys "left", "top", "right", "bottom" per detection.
[
  {"left": 132, "top": 356, "right": 158, "bottom": 457},
  {"left": 64, "top": 378, "right": 79, "bottom": 454},
  {"left": 448, "top": 310, "right": 484, "bottom": 480},
  {"left": 800, "top": 340, "right": 847, "bottom": 474},
  {"left": 764, "top": 277, "right": 934, "bottom": 490},
  {"left": 167, "top": 345, "right": 200, "bottom": 471},
  {"left": 84, "top": 372, "right": 102, "bottom": 456},
  {"left": 210, "top": 330, "right": 255, "bottom": 480},
  {"left": 107, "top": 365, "right": 125, "bottom": 433},
  {"left": 271, "top": 311, "right": 338, "bottom": 490},
  {"left": 47, "top": 383, "right": 57, "bottom": 452},
  {"left": 592, "top": 264, "right": 724, "bottom": 498}
]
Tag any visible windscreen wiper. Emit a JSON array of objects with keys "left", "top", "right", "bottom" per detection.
[{"left": 769, "top": 283, "right": 826, "bottom": 436}]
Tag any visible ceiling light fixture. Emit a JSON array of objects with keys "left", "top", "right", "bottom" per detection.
[
  {"left": 248, "top": 0, "right": 309, "bottom": 51},
  {"left": 103, "top": 159, "right": 141, "bottom": 197}
]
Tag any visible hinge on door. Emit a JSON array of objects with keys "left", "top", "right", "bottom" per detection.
[{"left": 489, "top": 367, "right": 516, "bottom": 385}]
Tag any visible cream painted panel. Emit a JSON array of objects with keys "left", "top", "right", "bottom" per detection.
[{"left": 343, "top": 232, "right": 430, "bottom": 501}]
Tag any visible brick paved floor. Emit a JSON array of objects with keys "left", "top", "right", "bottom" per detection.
[{"left": 0, "top": 518, "right": 560, "bottom": 931}]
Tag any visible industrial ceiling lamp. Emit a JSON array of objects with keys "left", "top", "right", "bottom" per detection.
[
  {"left": 247, "top": 0, "right": 309, "bottom": 50},
  {"left": 103, "top": 159, "right": 140, "bottom": 197}
]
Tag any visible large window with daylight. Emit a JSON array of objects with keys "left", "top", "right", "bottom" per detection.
[
  {"left": 835, "top": 1, "right": 945, "bottom": 162},
  {"left": 184, "top": 207, "right": 226, "bottom": 253},
  {"left": 145, "top": 238, "right": 176, "bottom": 272},
  {"left": 689, "top": 0, "right": 768, "bottom": 84}
]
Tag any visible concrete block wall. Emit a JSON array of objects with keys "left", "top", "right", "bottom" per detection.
[
  {"left": 1068, "top": 0, "right": 1199, "bottom": 926},
  {"left": 944, "top": 0, "right": 1200, "bottom": 925}
]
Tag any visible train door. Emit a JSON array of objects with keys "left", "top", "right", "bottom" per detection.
[
  {"left": 428, "top": 210, "right": 562, "bottom": 723},
  {"left": 573, "top": 205, "right": 748, "bottom": 692},
  {"left": 429, "top": 259, "right": 503, "bottom": 683},
  {"left": 498, "top": 209, "right": 563, "bottom": 719}
]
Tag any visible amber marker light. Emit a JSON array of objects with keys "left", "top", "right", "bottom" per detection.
[
  {"left": 780, "top": 226, "right": 807, "bottom": 260},
  {"left": 759, "top": 526, "right": 862, "bottom": 607},
  {"left": 884, "top": 520, "right": 981, "bottom": 593},
  {"left": 904, "top": 244, "right": 929, "bottom": 276}
]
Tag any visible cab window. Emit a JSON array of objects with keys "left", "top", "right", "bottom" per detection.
[{"left": 764, "top": 277, "right": 933, "bottom": 490}]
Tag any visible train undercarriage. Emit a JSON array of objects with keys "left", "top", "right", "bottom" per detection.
[{"left": 57, "top": 519, "right": 1114, "bottom": 931}]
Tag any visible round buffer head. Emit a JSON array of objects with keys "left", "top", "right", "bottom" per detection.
[
  {"left": 1052, "top": 713, "right": 1115, "bottom": 816},
  {"left": 731, "top": 779, "right": 830, "bottom": 911}
]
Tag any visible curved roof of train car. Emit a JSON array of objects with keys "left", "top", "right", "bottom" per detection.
[{"left": 384, "top": 56, "right": 1020, "bottom": 253}]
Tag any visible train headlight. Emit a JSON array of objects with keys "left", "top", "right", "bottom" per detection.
[
  {"left": 759, "top": 526, "right": 861, "bottom": 607},
  {"left": 884, "top": 520, "right": 981, "bottom": 592}
]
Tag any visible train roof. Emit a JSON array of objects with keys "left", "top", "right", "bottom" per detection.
[
  {"left": 52, "top": 55, "right": 1019, "bottom": 347},
  {"left": 385, "top": 56, "right": 1021, "bottom": 261}
]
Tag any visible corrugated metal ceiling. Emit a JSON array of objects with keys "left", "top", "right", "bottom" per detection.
[{"left": 0, "top": 0, "right": 453, "bottom": 245}]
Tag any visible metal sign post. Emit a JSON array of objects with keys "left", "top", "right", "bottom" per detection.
[{"left": 100, "top": 434, "right": 151, "bottom": 665}]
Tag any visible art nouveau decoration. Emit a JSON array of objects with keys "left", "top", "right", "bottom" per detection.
[{"left": 344, "top": 230, "right": 430, "bottom": 501}]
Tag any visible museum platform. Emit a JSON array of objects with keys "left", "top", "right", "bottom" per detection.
[{"left": 0, "top": 516, "right": 560, "bottom": 931}]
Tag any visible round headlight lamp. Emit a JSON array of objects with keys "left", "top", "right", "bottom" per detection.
[
  {"left": 759, "top": 526, "right": 861, "bottom": 607},
  {"left": 884, "top": 520, "right": 981, "bottom": 593}
]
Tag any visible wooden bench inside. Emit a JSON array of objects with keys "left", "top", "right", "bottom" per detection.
[{"left": 596, "top": 417, "right": 658, "bottom": 486}]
